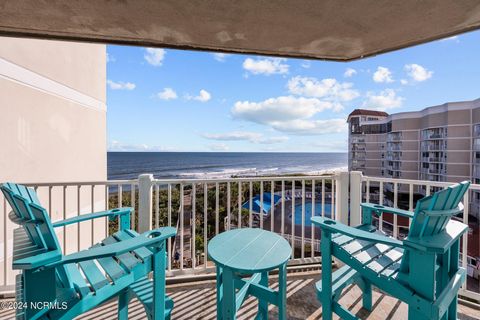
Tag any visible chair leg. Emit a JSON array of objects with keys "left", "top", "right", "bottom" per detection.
[
  {"left": 153, "top": 244, "right": 167, "bottom": 320},
  {"left": 216, "top": 265, "right": 223, "bottom": 320},
  {"left": 277, "top": 262, "right": 287, "bottom": 320},
  {"left": 359, "top": 277, "right": 372, "bottom": 311},
  {"left": 258, "top": 271, "right": 269, "bottom": 319},
  {"left": 118, "top": 290, "right": 130, "bottom": 320},
  {"left": 447, "top": 296, "right": 458, "bottom": 320},
  {"left": 321, "top": 231, "right": 333, "bottom": 320},
  {"left": 221, "top": 268, "right": 236, "bottom": 320}
]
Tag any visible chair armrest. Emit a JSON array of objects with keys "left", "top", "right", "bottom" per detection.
[
  {"left": 403, "top": 220, "right": 468, "bottom": 254},
  {"left": 311, "top": 216, "right": 404, "bottom": 248},
  {"left": 12, "top": 250, "right": 62, "bottom": 270},
  {"left": 361, "top": 203, "right": 414, "bottom": 219},
  {"left": 52, "top": 207, "right": 132, "bottom": 228},
  {"left": 43, "top": 227, "right": 176, "bottom": 268}
]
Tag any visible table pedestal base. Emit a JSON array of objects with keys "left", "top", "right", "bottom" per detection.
[{"left": 215, "top": 263, "right": 287, "bottom": 320}]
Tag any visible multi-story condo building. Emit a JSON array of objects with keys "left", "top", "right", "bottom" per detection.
[{"left": 348, "top": 98, "right": 480, "bottom": 209}]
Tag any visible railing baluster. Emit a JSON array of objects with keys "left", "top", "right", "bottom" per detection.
[
  {"left": 393, "top": 182, "right": 398, "bottom": 238},
  {"left": 91, "top": 185, "right": 95, "bottom": 245},
  {"left": 63, "top": 186, "right": 67, "bottom": 252},
  {"left": 249, "top": 181, "right": 253, "bottom": 227},
  {"left": 203, "top": 183, "right": 208, "bottom": 269},
  {"left": 131, "top": 184, "right": 136, "bottom": 231},
  {"left": 379, "top": 181, "right": 384, "bottom": 231},
  {"left": 215, "top": 182, "right": 219, "bottom": 235},
  {"left": 192, "top": 183, "right": 196, "bottom": 269},
  {"left": 461, "top": 191, "right": 469, "bottom": 289},
  {"left": 48, "top": 186, "right": 52, "bottom": 218},
  {"left": 311, "top": 179, "right": 315, "bottom": 258},
  {"left": 167, "top": 184, "right": 172, "bottom": 271},
  {"left": 238, "top": 181, "right": 242, "bottom": 228},
  {"left": 180, "top": 183, "right": 184, "bottom": 270},
  {"left": 77, "top": 186, "right": 81, "bottom": 251},
  {"left": 301, "top": 179, "right": 305, "bottom": 259},
  {"left": 321, "top": 179, "right": 325, "bottom": 218},
  {"left": 291, "top": 180, "right": 295, "bottom": 258},
  {"left": 227, "top": 182, "right": 231, "bottom": 230},
  {"left": 366, "top": 180, "right": 370, "bottom": 202},
  {"left": 260, "top": 181, "right": 264, "bottom": 229},
  {"left": 270, "top": 180, "right": 274, "bottom": 232},
  {"left": 408, "top": 183, "right": 414, "bottom": 227},
  {"left": 155, "top": 184, "right": 160, "bottom": 228},
  {"left": 105, "top": 185, "right": 109, "bottom": 237},
  {"left": 281, "top": 181, "right": 285, "bottom": 235},
  {"left": 4, "top": 197, "right": 8, "bottom": 286},
  {"left": 118, "top": 184, "right": 123, "bottom": 207},
  {"left": 331, "top": 179, "right": 335, "bottom": 220}
]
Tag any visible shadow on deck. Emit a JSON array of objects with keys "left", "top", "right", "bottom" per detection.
[{"left": 0, "top": 271, "right": 478, "bottom": 319}]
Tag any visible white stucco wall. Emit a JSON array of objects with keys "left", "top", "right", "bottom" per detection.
[{"left": 0, "top": 37, "right": 107, "bottom": 291}]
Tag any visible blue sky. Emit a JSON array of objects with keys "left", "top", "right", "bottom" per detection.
[{"left": 107, "top": 31, "right": 480, "bottom": 152}]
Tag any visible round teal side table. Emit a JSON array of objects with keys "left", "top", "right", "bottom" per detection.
[{"left": 208, "top": 228, "right": 292, "bottom": 320}]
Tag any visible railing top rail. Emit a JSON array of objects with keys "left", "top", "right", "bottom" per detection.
[
  {"left": 152, "top": 174, "right": 337, "bottom": 184},
  {"left": 362, "top": 175, "right": 480, "bottom": 190},
  {"left": 3, "top": 180, "right": 139, "bottom": 187}
]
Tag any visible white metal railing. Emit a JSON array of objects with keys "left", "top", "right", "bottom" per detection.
[
  {"left": 0, "top": 174, "right": 338, "bottom": 292},
  {"left": 147, "top": 175, "right": 337, "bottom": 276},
  {"left": 1, "top": 172, "right": 478, "bottom": 302}
]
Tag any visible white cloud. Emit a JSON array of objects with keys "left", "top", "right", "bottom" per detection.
[
  {"left": 202, "top": 131, "right": 288, "bottom": 144},
  {"left": 404, "top": 64, "right": 433, "bottom": 82},
  {"left": 400, "top": 79, "right": 408, "bottom": 85},
  {"left": 344, "top": 68, "right": 357, "bottom": 78},
  {"left": 213, "top": 53, "right": 229, "bottom": 62},
  {"left": 144, "top": 48, "right": 166, "bottom": 66},
  {"left": 287, "top": 76, "right": 359, "bottom": 105},
  {"left": 231, "top": 96, "right": 347, "bottom": 135},
  {"left": 156, "top": 88, "right": 177, "bottom": 100},
  {"left": 301, "top": 61, "right": 311, "bottom": 69},
  {"left": 107, "top": 80, "right": 136, "bottom": 90},
  {"left": 268, "top": 119, "right": 347, "bottom": 135},
  {"left": 186, "top": 89, "right": 211, "bottom": 102},
  {"left": 232, "top": 96, "right": 337, "bottom": 123},
  {"left": 373, "top": 67, "right": 394, "bottom": 83},
  {"left": 208, "top": 143, "right": 230, "bottom": 151},
  {"left": 440, "top": 36, "right": 459, "bottom": 42},
  {"left": 243, "top": 57, "right": 289, "bottom": 75},
  {"left": 362, "top": 89, "right": 404, "bottom": 111},
  {"left": 108, "top": 140, "right": 173, "bottom": 152}
]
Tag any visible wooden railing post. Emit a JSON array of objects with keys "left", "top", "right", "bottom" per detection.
[{"left": 138, "top": 174, "right": 154, "bottom": 233}]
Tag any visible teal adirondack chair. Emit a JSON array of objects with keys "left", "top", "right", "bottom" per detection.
[
  {"left": 312, "top": 181, "right": 470, "bottom": 320},
  {"left": 1, "top": 183, "right": 176, "bottom": 320}
]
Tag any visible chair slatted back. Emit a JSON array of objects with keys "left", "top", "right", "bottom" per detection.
[
  {"left": 399, "top": 181, "right": 469, "bottom": 275},
  {"left": 409, "top": 181, "right": 469, "bottom": 238},
  {"left": 1, "top": 183, "right": 72, "bottom": 290}
]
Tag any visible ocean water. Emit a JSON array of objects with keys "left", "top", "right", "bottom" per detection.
[{"left": 107, "top": 152, "right": 347, "bottom": 180}]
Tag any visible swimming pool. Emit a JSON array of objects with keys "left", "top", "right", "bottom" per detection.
[{"left": 290, "top": 202, "right": 333, "bottom": 226}]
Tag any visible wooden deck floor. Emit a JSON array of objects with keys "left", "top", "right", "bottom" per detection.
[{"left": 0, "top": 271, "right": 478, "bottom": 319}]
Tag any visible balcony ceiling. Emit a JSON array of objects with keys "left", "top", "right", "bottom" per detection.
[{"left": 1, "top": 1, "right": 480, "bottom": 61}]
